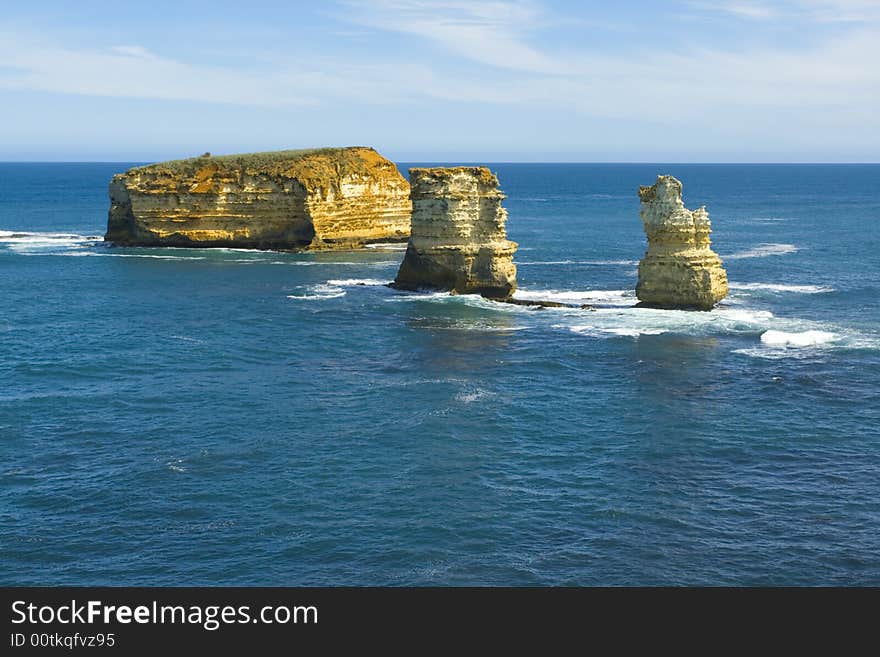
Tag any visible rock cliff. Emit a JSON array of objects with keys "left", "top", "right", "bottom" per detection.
[
  {"left": 105, "top": 147, "right": 411, "bottom": 249},
  {"left": 392, "top": 167, "right": 517, "bottom": 299},
  {"left": 636, "top": 175, "right": 728, "bottom": 310}
]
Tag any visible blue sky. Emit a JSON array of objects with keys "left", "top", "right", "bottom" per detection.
[{"left": 1, "top": 0, "right": 877, "bottom": 161}]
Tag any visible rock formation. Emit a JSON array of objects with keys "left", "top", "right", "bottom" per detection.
[
  {"left": 392, "top": 167, "right": 517, "bottom": 299},
  {"left": 105, "top": 147, "right": 411, "bottom": 249},
  {"left": 636, "top": 175, "right": 728, "bottom": 310}
]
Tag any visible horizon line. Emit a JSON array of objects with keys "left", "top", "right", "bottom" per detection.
[{"left": 1, "top": 160, "right": 878, "bottom": 165}]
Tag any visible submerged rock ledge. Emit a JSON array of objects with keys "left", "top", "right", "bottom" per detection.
[{"left": 105, "top": 147, "right": 411, "bottom": 250}]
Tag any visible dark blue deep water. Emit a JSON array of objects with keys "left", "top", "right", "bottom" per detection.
[{"left": 2, "top": 163, "right": 879, "bottom": 585}]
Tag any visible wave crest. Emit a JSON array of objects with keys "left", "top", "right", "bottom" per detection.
[
  {"left": 723, "top": 243, "right": 798, "bottom": 259},
  {"left": 759, "top": 330, "right": 837, "bottom": 347},
  {"left": 729, "top": 282, "right": 834, "bottom": 294}
]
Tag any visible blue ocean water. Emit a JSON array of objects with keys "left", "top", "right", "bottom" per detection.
[{"left": 1, "top": 162, "right": 879, "bottom": 586}]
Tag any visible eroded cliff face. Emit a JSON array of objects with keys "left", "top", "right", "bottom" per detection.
[
  {"left": 393, "top": 167, "right": 517, "bottom": 299},
  {"left": 105, "top": 147, "right": 411, "bottom": 249},
  {"left": 636, "top": 175, "right": 728, "bottom": 310}
]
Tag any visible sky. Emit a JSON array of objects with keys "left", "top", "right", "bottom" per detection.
[{"left": 0, "top": 0, "right": 878, "bottom": 162}]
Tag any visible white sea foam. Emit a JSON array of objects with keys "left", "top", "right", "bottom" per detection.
[
  {"left": 379, "top": 274, "right": 875, "bottom": 358},
  {"left": 759, "top": 330, "right": 838, "bottom": 347},
  {"left": 169, "top": 335, "right": 204, "bottom": 343},
  {"left": 365, "top": 242, "right": 408, "bottom": 250},
  {"left": 0, "top": 231, "right": 103, "bottom": 253},
  {"left": 63, "top": 252, "right": 207, "bottom": 260},
  {"left": 0, "top": 231, "right": 101, "bottom": 242},
  {"left": 271, "top": 259, "right": 398, "bottom": 267},
  {"left": 733, "top": 329, "right": 840, "bottom": 359},
  {"left": 735, "top": 329, "right": 879, "bottom": 358},
  {"left": 385, "top": 290, "right": 451, "bottom": 302},
  {"left": 286, "top": 284, "right": 346, "bottom": 300},
  {"left": 166, "top": 458, "right": 187, "bottom": 473},
  {"left": 586, "top": 259, "right": 639, "bottom": 266},
  {"left": 0, "top": 231, "right": 404, "bottom": 266},
  {"left": 270, "top": 260, "right": 375, "bottom": 266},
  {"left": 214, "top": 247, "right": 281, "bottom": 253},
  {"left": 326, "top": 278, "right": 391, "bottom": 287},
  {"left": 516, "top": 259, "right": 637, "bottom": 266},
  {"left": 723, "top": 243, "right": 799, "bottom": 259},
  {"left": 559, "top": 306, "right": 781, "bottom": 343},
  {"left": 514, "top": 288, "right": 636, "bottom": 307},
  {"left": 570, "top": 325, "right": 666, "bottom": 338},
  {"left": 729, "top": 282, "right": 834, "bottom": 294},
  {"left": 379, "top": 282, "right": 846, "bottom": 354},
  {"left": 604, "top": 327, "right": 666, "bottom": 337},
  {"left": 455, "top": 388, "right": 495, "bottom": 403},
  {"left": 714, "top": 308, "right": 774, "bottom": 323},
  {"left": 515, "top": 260, "right": 577, "bottom": 266}
]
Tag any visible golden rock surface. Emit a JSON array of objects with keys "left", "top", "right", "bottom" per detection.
[
  {"left": 636, "top": 175, "right": 728, "bottom": 310},
  {"left": 393, "top": 167, "right": 517, "bottom": 299},
  {"left": 105, "top": 147, "right": 411, "bottom": 249}
]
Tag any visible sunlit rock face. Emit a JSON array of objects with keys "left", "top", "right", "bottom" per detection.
[
  {"left": 393, "top": 167, "right": 517, "bottom": 299},
  {"left": 105, "top": 147, "right": 411, "bottom": 249},
  {"left": 636, "top": 175, "right": 728, "bottom": 310}
]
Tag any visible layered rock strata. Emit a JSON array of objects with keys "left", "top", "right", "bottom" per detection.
[
  {"left": 393, "top": 167, "right": 517, "bottom": 299},
  {"left": 636, "top": 175, "right": 728, "bottom": 310},
  {"left": 105, "top": 147, "right": 411, "bottom": 249}
]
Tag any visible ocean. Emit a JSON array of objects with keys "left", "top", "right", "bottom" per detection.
[{"left": 1, "top": 163, "right": 878, "bottom": 585}]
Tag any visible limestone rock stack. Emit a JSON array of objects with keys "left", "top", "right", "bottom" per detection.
[
  {"left": 105, "top": 147, "right": 411, "bottom": 249},
  {"left": 393, "top": 167, "right": 517, "bottom": 299},
  {"left": 636, "top": 175, "right": 728, "bottom": 310}
]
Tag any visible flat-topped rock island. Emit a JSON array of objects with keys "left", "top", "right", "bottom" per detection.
[{"left": 105, "top": 147, "right": 411, "bottom": 250}]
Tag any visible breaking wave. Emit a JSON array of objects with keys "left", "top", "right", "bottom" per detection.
[
  {"left": 723, "top": 243, "right": 799, "bottom": 259},
  {"left": 570, "top": 326, "right": 667, "bottom": 338},
  {"left": 759, "top": 330, "right": 838, "bottom": 347},
  {"left": 379, "top": 288, "right": 875, "bottom": 358},
  {"left": 548, "top": 301, "right": 879, "bottom": 356},
  {"left": 286, "top": 284, "right": 347, "bottom": 300},
  {"left": 0, "top": 231, "right": 401, "bottom": 270},
  {"left": 516, "top": 259, "right": 637, "bottom": 266},
  {"left": 556, "top": 307, "right": 776, "bottom": 340},
  {"left": 326, "top": 278, "right": 391, "bottom": 287},
  {"left": 742, "top": 216, "right": 792, "bottom": 223},
  {"left": 64, "top": 252, "right": 206, "bottom": 260},
  {"left": 365, "top": 242, "right": 408, "bottom": 250},
  {"left": 513, "top": 288, "right": 636, "bottom": 307},
  {"left": 0, "top": 230, "right": 103, "bottom": 253},
  {"left": 729, "top": 282, "right": 834, "bottom": 294}
]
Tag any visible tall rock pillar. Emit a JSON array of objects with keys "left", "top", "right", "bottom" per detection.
[
  {"left": 636, "top": 175, "right": 728, "bottom": 310},
  {"left": 393, "top": 167, "right": 517, "bottom": 299}
]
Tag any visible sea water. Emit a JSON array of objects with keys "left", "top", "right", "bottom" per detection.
[{"left": 1, "top": 163, "right": 878, "bottom": 585}]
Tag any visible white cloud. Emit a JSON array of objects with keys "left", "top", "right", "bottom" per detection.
[
  {"left": 334, "top": 0, "right": 879, "bottom": 122},
  {"left": 109, "top": 45, "right": 158, "bottom": 59},
  {"left": 0, "top": 0, "right": 877, "bottom": 157},
  {"left": 693, "top": 0, "right": 880, "bottom": 22},
  {"left": 711, "top": 2, "right": 779, "bottom": 20},
  {"left": 0, "top": 34, "right": 323, "bottom": 106},
  {"left": 338, "top": 0, "right": 565, "bottom": 74}
]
